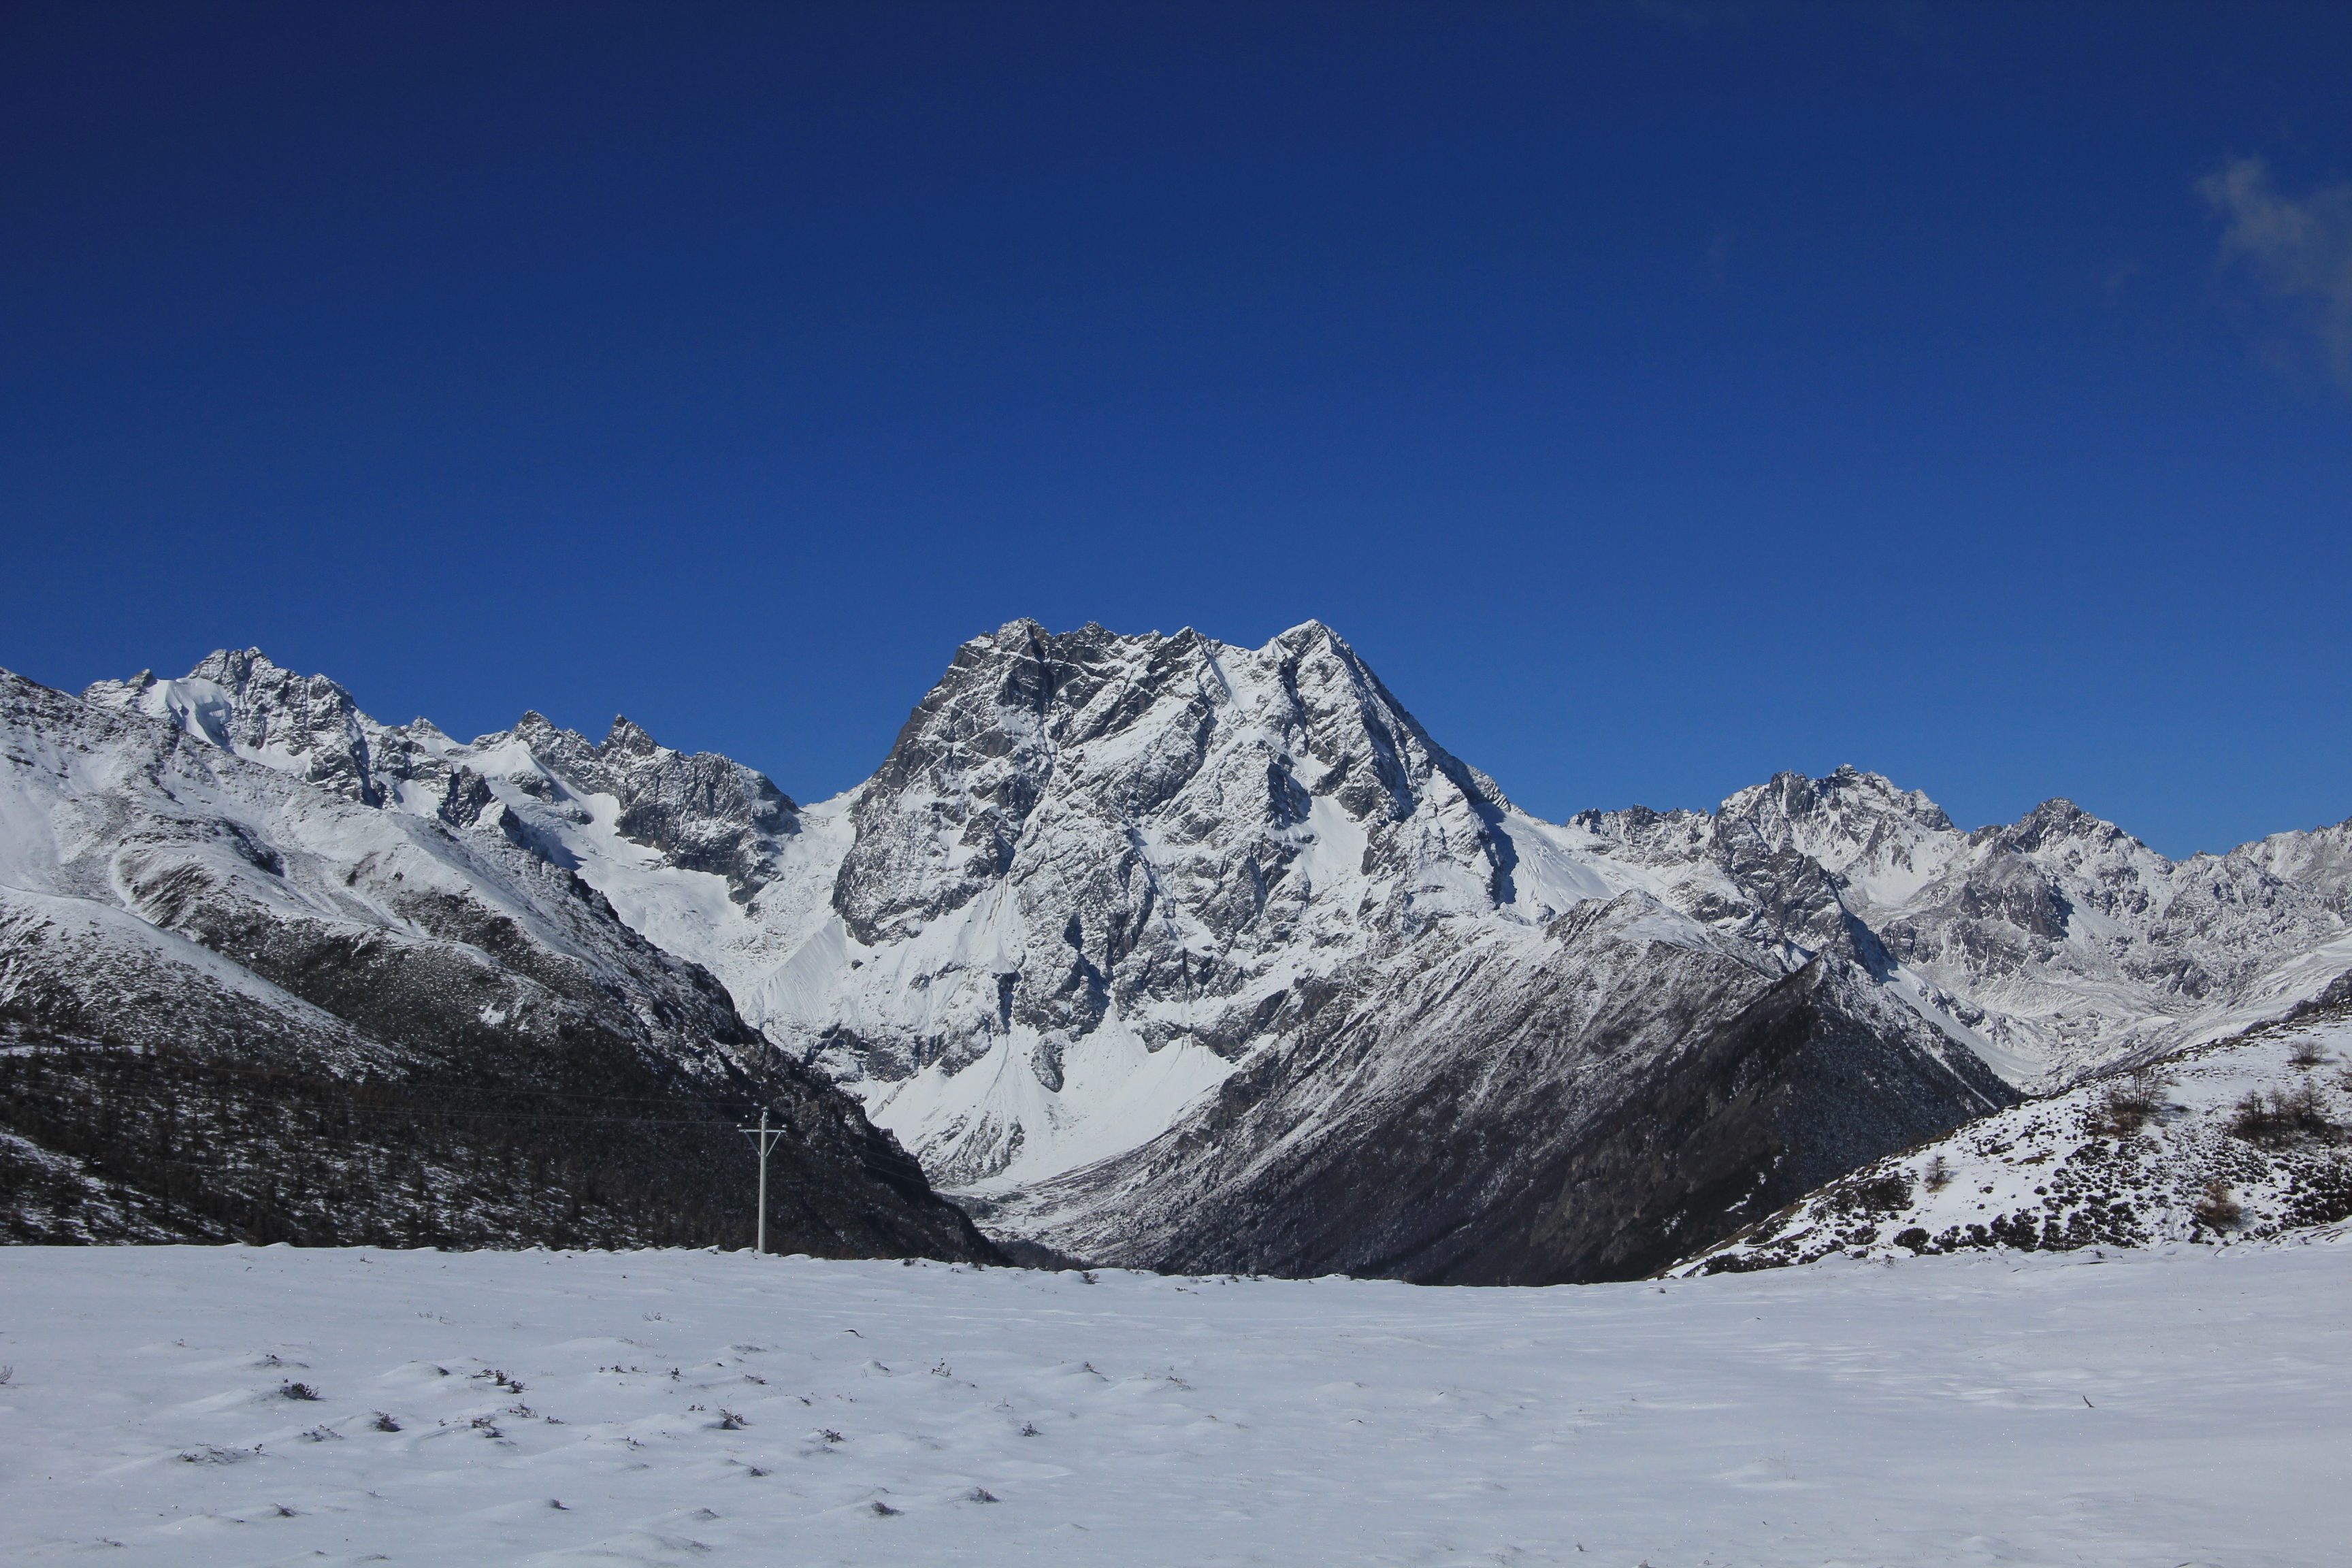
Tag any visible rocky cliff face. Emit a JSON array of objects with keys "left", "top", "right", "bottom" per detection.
[{"left": 791, "top": 619, "right": 1597, "bottom": 1186}]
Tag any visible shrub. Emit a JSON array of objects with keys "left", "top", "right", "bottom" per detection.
[
  {"left": 178, "top": 1444, "right": 257, "bottom": 1465},
  {"left": 370, "top": 1411, "right": 401, "bottom": 1432},
  {"left": 2095, "top": 1068, "right": 2170, "bottom": 1135},
  {"left": 1833, "top": 1173, "right": 1913, "bottom": 1215},
  {"left": 280, "top": 1382, "right": 321, "bottom": 1401},
  {"left": 2288, "top": 1038, "right": 2330, "bottom": 1069},
  {"left": 715, "top": 1409, "right": 747, "bottom": 1431},
  {"left": 2193, "top": 1181, "right": 2242, "bottom": 1230}
]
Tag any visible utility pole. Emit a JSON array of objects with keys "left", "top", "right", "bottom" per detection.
[{"left": 738, "top": 1109, "right": 785, "bottom": 1255}]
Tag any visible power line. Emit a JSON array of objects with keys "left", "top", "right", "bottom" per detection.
[{"left": 740, "top": 1109, "right": 788, "bottom": 1255}]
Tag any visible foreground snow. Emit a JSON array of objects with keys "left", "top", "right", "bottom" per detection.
[{"left": 4, "top": 1243, "right": 2347, "bottom": 1567}]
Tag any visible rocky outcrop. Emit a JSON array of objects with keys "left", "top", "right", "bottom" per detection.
[{"left": 512, "top": 713, "right": 801, "bottom": 902}]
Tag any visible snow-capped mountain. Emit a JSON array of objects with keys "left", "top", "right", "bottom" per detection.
[
  {"left": 90, "top": 626, "right": 1634, "bottom": 1199},
  {"left": 60, "top": 626, "right": 2006, "bottom": 1278},
  {"left": 1, "top": 664, "right": 994, "bottom": 1259},
  {"left": 803, "top": 619, "right": 1640, "bottom": 1188},
  {"left": 1567, "top": 767, "right": 2352, "bottom": 1085},
  {"left": 27, "top": 621, "right": 2352, "bottom": 1278}
]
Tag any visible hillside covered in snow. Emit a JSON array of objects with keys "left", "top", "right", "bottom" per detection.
[
  {"left": 0, "top": 664, "right": 994, "bottom": 1261},
  {"left": 1677, "top": 987, "right": 2352, "bottom": 1274}
]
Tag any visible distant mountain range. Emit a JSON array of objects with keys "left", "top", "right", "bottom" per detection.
[{"left": 5, "top": 621, "right": 2346, "bottom": 1276}]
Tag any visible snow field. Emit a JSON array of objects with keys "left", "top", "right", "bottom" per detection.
[{"left": 3, "top": 1241, "right": 2348, "bottom": 1567}]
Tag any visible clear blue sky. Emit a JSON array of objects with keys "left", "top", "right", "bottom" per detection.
[{"left": 5, "top": 1, "right": 2349, "bottom": 856}]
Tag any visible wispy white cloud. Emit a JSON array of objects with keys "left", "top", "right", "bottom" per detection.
[{"left": 2198, "top": 157, "right": 2352, "bottom": 387}]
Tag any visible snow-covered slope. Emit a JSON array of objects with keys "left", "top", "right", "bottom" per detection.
[
  {"left": 1, "top": 666, "right": 994, "bottom": 1260},
  {"left": 24, "top": 665, "right": 774, "bottom": 1085},
  {"left": 7, "top": 1241, "right": 2351, "bottom": 1567},
  {"left": 994, "top": 904, "right": 2013, "bottom": 1282},
  {"left": 1676, "top": 983, "right": 2352, "bottom": 1274}
]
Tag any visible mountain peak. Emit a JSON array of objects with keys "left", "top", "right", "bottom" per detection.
[
  {"left": 1989, "top": 796, "right": 2152, "bottom": 861},
  {"left": 1273, "top": 617, "right": 1343, "bottom": 651},
  {"left": 604, "top": 715, "right": 658, "bottom": 755},
  {"left": 79, "top": 648, "right": 387, "bottom": 801},
  {"left": 186, "top": 646, "right": 300, "bottom": 689},
  {"left": 824, "top": 616, "right": 1523, "bottom": 1143}
]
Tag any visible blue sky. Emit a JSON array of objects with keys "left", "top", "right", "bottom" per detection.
[{"left": 5, "top": 1, "right": 2349, "bottom": 855}]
